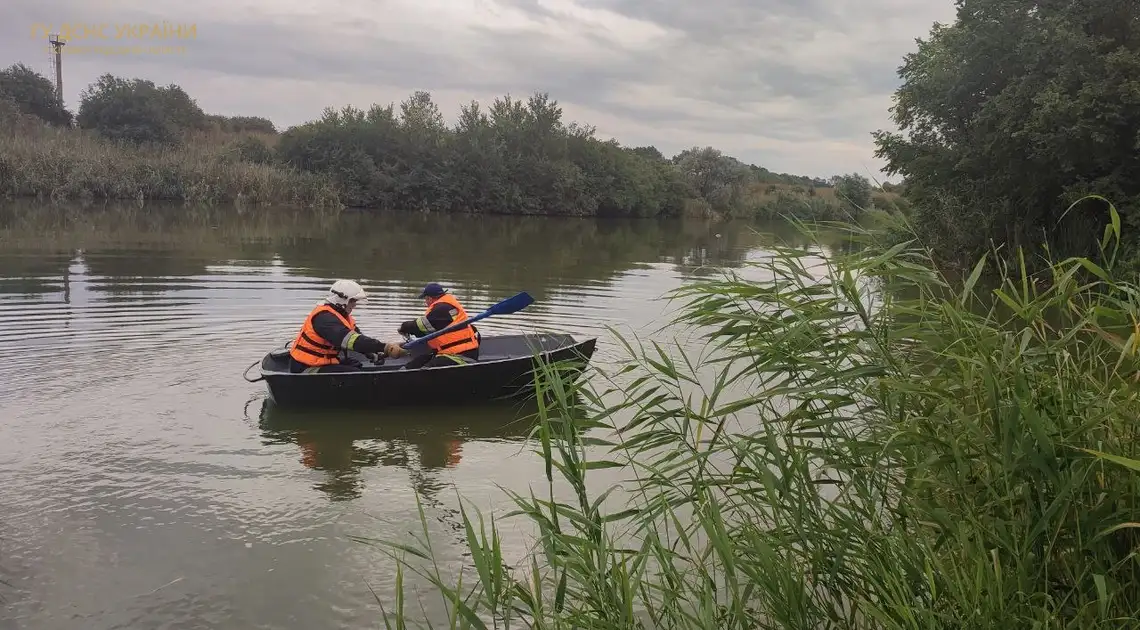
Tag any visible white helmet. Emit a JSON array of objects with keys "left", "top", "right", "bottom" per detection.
[{"left": 326, "top": 279, "right": 367, "bottom": 306}]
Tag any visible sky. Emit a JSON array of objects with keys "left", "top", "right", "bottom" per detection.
[{"left": 3, "top": 0, "right": 958, "bottom": 182}]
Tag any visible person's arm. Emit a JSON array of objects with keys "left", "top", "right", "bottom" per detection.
[
  {"left": 312, "top": 311, "right": 386, "bottom": 354},
  {"left": 398, "top": 303, "right": 458, "bottom": 338}
]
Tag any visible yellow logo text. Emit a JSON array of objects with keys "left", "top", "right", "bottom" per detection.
[
  {"left": 30, "top": 22, "right": 197, "bottom": 42},
  {"left": 43, "top": 44, "right": 187, "bottom": 56}
]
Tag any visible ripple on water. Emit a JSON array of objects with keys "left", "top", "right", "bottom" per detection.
[{"left": 0, "top": 221, "right": 777, "bottom": 629}]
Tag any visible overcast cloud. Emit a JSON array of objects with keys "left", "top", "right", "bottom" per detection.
[{"left": 2, "top": 0, "right": 957, "bottom": 180}]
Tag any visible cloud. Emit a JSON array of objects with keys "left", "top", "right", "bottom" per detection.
[{"left": 1, "top": 0, "right": 958, "bottom": 180}]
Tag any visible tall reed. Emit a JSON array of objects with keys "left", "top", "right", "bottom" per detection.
[
  {"left": 0, "top": 118, "right": 340, "bottom": 208},
  {"left": 356, "top": 198, "right": 1140, "bottom": 629}
]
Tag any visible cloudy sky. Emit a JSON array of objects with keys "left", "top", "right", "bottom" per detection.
[{"left": 4, "top": 0, "right": 957, "bottom": 181}]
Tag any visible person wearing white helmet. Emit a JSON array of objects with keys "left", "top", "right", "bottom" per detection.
[{"left": 288, "top": 279, "right": 402, "bottom": 373}]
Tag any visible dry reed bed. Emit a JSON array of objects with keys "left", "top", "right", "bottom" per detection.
[{"left": 0, "top": 125, "right": 340, "bottom": 208}]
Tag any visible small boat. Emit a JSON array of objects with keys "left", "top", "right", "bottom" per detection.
[{"left": 245, "top": 332, "right": 597, "bottom": 408}]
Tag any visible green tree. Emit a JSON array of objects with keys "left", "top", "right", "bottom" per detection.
[
  {"left": 672, "top": 146, "right": 750, "bottom": 213},
  {"left": 0, "top": 63, "right": 72, "bottom": 127},
  {"left": 833, "top": 173, "right": 872, "bottom": 211},
  {"left": 78, "top": 74, "right": 175, "bottom": 145},
  {"left": 872, "top": 0, "right": 1140, "bottom": 262},
  {"left": 275, "top": 90, "right": 696, "bottom": 217},
  {"left": 155, "top": 84, "right": 207, "bottom": 131},
  {"left": 77, "top": 74, "right": 208, "bottom": 145},
  {"left": 629, "top": 145, "right": 665, "bottom": 161},
  {"left": 207, "top": 114, "right": 277, "bottom": 134}
]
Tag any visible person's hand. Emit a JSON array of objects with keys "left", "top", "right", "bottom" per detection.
[
  {"left": 384, "top": 341, "right": 408, "bottom": 358},
  {"left": 342, "top": 356, "right": 363, "bottom": 368}
]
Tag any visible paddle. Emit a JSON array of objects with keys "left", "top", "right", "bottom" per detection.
[{"left": 400, "top": 291, "right": 535, "bottom": 350}]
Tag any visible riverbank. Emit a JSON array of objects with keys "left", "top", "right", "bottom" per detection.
[
  {"left": 0, "top": 118, "right": 342, "bottom": 208},
  {"left": 360, "top": 211, "right": 1140, "bottom": 627},
  {"left": 0, "top": 98, "right": 899, "bottom": 220}
]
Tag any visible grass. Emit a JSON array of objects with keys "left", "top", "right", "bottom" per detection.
[
  {"left": 0, "top": 108, "right": 341, "bottom": 209},
  {"left": 352, "top": 198, "right": 1140, "bottom": 628},
  {"left": 735, "top": 182, "right": 908, "bottom": 224}
]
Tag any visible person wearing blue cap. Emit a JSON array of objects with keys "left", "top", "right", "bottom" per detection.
[{"left": 396, "top": 282, "right": 481, "bottom": 369}]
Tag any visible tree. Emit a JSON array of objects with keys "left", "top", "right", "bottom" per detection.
[
  {"left": 672, "top": 147, "right": 751, "bottom": 212},
  {"left": 275, "top": 89, "right": 698, "bottom": 216},
  {"left": 872, "top": 0, "right": 1140, "bottom": 262},
  {"left": 77, "top": 74, "right": 176, "bottom": 145},
  {"left": 629, "top": 146, "right": 665, "bottom": 161},
  {"left": 0, "top": 63, "right": 72, "bottom": 126},
  {"left": 207, "top": 114, "right": 277, "bottom": 134},
  {"left": 833, "top": 173, "right": 872, "bottom": 211},
  {"left": 77, "top": 74, "right": 207, "bottom": 145},
  {"left": 155, "top": 83, "right": 207, "bottom": 131}
]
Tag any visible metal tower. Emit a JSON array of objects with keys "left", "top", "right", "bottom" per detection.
[{"left": 48, "top": 33, "right": 65, "bottom": 106}]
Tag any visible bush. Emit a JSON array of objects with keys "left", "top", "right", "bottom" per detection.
[
  {"left": 207, "top": 114, "right": 276, "bottom": 134},
  {"left": 275, "top": 95, "right": 696, "bottom": 216},
  {"left": 833, "top": 172, "right": 872, "bottom": 211},
  {"left": 227, "top": 135, "right": 273, "bottom": 165},
  {"left": 0, "top": 63, "right": 72, "bottom": 127},
  {"left": 77, "top": 74, "right": 207, "bottom": 146}
]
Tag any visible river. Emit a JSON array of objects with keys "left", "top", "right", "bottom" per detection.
[{"left": 0, "top": 201, "right": 845, "bottom": 629}]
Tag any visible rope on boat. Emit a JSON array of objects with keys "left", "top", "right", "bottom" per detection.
[{"left": 242, "top": 359, "right": 264, "bottom": 383}]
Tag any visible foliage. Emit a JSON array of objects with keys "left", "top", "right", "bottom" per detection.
[
  {"left": 0, "top": 95, "right": 42, "bottom": 137},
  {"left": 226, "top": 134, "right": 274, "bottom": 165},
  {"left": 0, "top": 63, "right": 72, "bottom": 127},
  {"left": 76, "top": 73, "right": 207, "bottom": 146},
  {"left": 275, "top": 91, "right": 854, "bottom": 218},
  {"left": 4, "top": 63, "right": 871, "bottom": 218},
  {"left": 832, "top": 172, "right": 873, "bottom": 211},
  {"left": 872, "top": 0, "right": 1140, "bottom": 265},
  {"left": 207, "top": 114, "right": 277, "bottom": 134},
  {"left": 357, "top": 199, "right": 1140, "bottom": 628},
  {"left": 276, "top": 92, "right": 689, "bottom": 217},
  {"left": 671, "top": 146, "right": 751, "bottom": 214},
  {"left": 0, "top": 123, "right": 338, "bottom": 208}
]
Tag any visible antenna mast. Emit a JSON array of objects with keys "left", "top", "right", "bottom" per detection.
[{"left": 48, "top": 33, "right": 65, "bottom": 106}]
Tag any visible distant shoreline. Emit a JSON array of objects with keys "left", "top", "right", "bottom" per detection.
[
  {"left": 1, "top": 64, "right": 897, "bottom": 222},
  {"left": 0, "top": 122, "right": 894, "bottom": 222}
]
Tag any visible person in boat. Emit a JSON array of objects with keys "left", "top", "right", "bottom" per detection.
[
  {"left": 288, "top": 279, "right": 403, "bottom": 373},
  {"left": 394, "top": 282, "right": 481, "bottom": 370}
]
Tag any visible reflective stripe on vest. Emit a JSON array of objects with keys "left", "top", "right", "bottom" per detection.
[
  {"left": 289, "top": 303, "right": 357, "bottom": 366},
  {"left": 426, "top": 293, "right": 479, "bottom": 355}
]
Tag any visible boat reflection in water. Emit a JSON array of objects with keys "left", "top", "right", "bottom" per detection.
[{"left": 254, "top": 397, "right": 579, "bottom": 502}]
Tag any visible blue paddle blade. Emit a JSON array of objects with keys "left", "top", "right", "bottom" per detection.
[{"left": 486, "top": 291, "right": 534, "bottom": 316}]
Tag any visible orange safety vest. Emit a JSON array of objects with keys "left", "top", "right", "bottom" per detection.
[
  {"left": 289, "top": 303, "right": 357, "bottom": 366},
  {"left": 445, "top": 439, "right": 462, "bottom": 467},
  {"left": 426, "top": 293, "right": 479, "bottom": 355}
]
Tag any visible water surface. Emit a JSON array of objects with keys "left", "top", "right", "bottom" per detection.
[{"left": 0, "top": 201, "right": 842, "bottom": 629}]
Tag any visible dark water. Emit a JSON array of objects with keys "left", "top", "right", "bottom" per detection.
[{"left": 0, "top": 201, "right": 844, "bottom": 629}]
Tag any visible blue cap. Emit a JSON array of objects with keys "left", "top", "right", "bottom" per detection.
[{"left": 418, "top": 282, "right": 447, "bottom": 298}]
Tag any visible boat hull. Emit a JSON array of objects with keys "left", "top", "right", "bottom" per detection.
[{"left": 255, "top": 332, "right": 596, "bottom": 408}]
